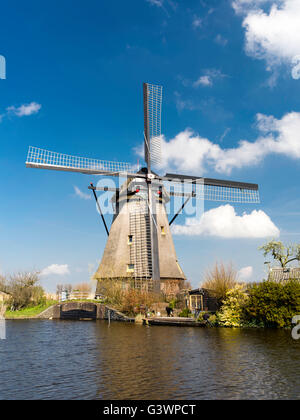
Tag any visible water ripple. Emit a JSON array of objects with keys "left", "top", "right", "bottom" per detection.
[{"left": 0, "top": 320, "right": 299, "bottom": 400}]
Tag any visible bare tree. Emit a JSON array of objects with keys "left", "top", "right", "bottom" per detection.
[
  {"left": 201, "top": 261, "right": 238, "bottom": 303},
  {"left": 0, "top": 303, "right": 6, "bottom": 319},
  {"left": 0, "top": 275, "right": 7, "bottom": 293},
  {"left": 56, "top": 284, "right": 63, "bottom": 300},
  {"left": 64, "top": 284, "right": 73, "bottom": 295},
  {"left": 6, "top": 271, "right": 45, "bottom": 310},
  {"left": 182, "top": 280, "right": 192, "bottom": 290},
  {"left": 73, "top": 283, "right": 91, "bottom": 293}
]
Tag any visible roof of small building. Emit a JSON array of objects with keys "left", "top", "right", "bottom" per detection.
[
  {"left": 188, "top": 288, "right": 214, "bottom": 296},
  {"left": 268, "top": 267, "right": 300, "bottom": 282}
]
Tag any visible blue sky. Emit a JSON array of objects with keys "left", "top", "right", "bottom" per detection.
[{"left": 1, "top": 0, "right": 300, "bottom": 291}]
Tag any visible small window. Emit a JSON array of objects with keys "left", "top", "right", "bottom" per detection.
[
  {"left": 161, "top": 226, "right": 166, "bottom": 236},
  {"left": 128, "top": 235, "right": 133, "bottom": 245},
  {"left": 127, "top": 264, "right": 134, "bottom": 273}
]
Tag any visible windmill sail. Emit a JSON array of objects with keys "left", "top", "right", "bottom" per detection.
[
  {"left": 143, "top": 83, "right": 163, "bottom": 168},
  {"left": 143, "top": 83, "right": 163, "bottom": 291},
  {"left": 26, "top": 146, "right": 134, "bottom": 176},
  {"left": 162, "top": 174, "right": 260, "bottom": 204}
]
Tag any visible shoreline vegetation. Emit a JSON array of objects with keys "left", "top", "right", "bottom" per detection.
[
  {"left": 3, "top": 277, "right": 300, "bottom": 330},
  {"left": 4, "top": 300, "right": 58, "bottom": 319},
  {"left": 1, "top": 240, "right": 300, "bottom": 328}
]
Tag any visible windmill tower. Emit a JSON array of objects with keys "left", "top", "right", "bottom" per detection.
[
  {"left": 26, "top": 82, "right": 260, "bottom": 296},
  {"left": 91, "top": 169, "right": 186, "bottom": 295}
]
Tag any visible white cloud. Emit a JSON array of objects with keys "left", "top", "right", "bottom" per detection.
[
  {"left": 172, "top": 204, "right": 280, "bottom": 238},
  {"left": 238, "top": 266, "right": 254, "bottom": 280},
  {"left": 232, "top": 0, "right": 273, "bottom": 14},
  {"left": 219, "top": 127, "right": 231, "bottom": 142},
  {"left": 7, "top": 102, "right": 41, "bottom": 117},
  {"left": 146, "top": 0, "right": 164, "bottom": 7},
  {"left": 194, "top": 75, "right": 212, "bottom": 87},
  {"left": 192, "top": 16, "right": 203, "bottom": 28},
  {"left": 160, "top": 129, "right": 219, "bottom": 173},
  {"left": 74, "top": 186, "right": 91, "bottom": 200},
  {"left": 40, "top": 264, "right": 70, "bottom": 277},
  {"left": 233, "top": 0, "right": 300, "bottom": 80},
  {"left": 174, "top": 92, "right": 197, "bottom": 112},
  {"left": 159, "top": 111, "right": 300, "bottom": 174},
  {"left": 215, "top": 34, "right": 228, "bottom": 46},
  {"left": 193, "top": 69, "right": 227, "bottom": 88},
  {"left": 1, "top": 102, "right": 42, "bottom": 123}
]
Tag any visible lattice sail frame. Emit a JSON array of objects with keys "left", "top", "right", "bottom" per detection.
[
  {"left": 144, "top": 83, "right": 163, "bottom": 166},
  {"left": 26, "top": 146, "right": 133, "bottom": 174},
  {"left": 163, "top": 180, "right": 260, "bottom": 203}
]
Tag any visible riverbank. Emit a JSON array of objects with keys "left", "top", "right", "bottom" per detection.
[
  {"left": 4, "top": 299, "right": 105, "bottom": 319},
  {"left": 5, "top": 301, "right": 58, "bottom": 319},
  {"left": 5, "top": 301, "right": 134, "bottom": 322},
  {"left": 3, "top": 300, "right": 297, "bottom": 330}
]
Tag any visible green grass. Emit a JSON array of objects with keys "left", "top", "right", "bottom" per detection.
[{"left": 5, "top": 300, "right": 58, "bottom": 319}]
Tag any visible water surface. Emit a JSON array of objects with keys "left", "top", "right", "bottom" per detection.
[{"left": 0, "top": 320, "right": 299, "bottom": 399}]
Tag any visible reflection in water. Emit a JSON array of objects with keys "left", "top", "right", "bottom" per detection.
[{"left": 0, "top": 320, "right": 299, "bottom": 399}]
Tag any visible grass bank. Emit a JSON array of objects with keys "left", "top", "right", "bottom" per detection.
[{"left": 5, "top": 300, "right": 58, "bottom": 319}]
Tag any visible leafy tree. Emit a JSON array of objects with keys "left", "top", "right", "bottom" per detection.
[{"left": 259, "top": 240, "right": 300, "bottom": 268}]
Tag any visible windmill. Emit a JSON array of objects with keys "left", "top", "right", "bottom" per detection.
[{"left": 26, "top": 83, "right": 260, "bottom": 296}]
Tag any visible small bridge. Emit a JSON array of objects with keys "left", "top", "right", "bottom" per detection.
[{"left": 37, "top": 302, "right": 134, "bottom": 322}]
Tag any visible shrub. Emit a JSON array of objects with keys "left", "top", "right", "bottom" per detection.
[
  {"left": 168, "top": 298, "right": 177, "bottom": 309},
  {"left": 97, "top": 279, "right": 161, "bottom": 316},
  {"left": 97, "top": 279, "right": 124, "bottom": 308},
  {"left": 207, "top": 314, "right": 218, "bottom": 326},
  {"left": 217, "top": 284, "right": 249, "bottom": 327},
  {"left": 245, "top": 279, "right": 300, "bottom": 328},
  {"left": 119, "top": 288, "right": 158, "bottom": 315},
  {"left": 178, "top": 308, "right": 191, "bottom": 317},
  {"left": 197, "top": 312, "right": 204, "bottom": 322},
  {"left": 202, "top": 261, "right": 238, "bottom": 304}
]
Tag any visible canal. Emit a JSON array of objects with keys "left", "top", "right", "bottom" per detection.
[{"left": 0, "top": 320, "right": 299, "bottom": 399}]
